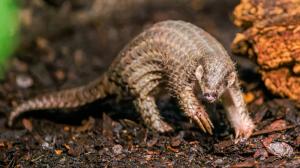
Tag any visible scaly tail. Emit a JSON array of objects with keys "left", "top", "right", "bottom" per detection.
[{"left": 8, "top": 74, "right": 115, "bottom": 126}]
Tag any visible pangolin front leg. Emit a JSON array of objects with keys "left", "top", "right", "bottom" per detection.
[
  {"left": 178, "top": 86, "right": 214, "bottom": 134},
  {"left": 221, "top": 80, "right": 255, "bottom": 140}
]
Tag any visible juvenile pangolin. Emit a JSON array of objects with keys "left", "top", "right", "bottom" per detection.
[{"left": 8, "top": 20, "right": 255, "bottom": 139}]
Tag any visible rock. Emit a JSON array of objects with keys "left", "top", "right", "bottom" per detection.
[
  {"left": 112, "top": 144, "right": 123, "bottom": 155},
  {"left": 266, "top": 142, "right": 294, "bottom": 158},
  {"left": 16, "top": 74, "right": 33, "bottom": 88}
]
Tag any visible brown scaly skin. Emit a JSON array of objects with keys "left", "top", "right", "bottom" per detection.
[{"left": 9, "top": 20, "right": 255, "bottom": 140}]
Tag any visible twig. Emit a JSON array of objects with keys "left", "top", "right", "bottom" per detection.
[
  {"left": 31, "top": 154, "right": 45, "bottom": 162},
  {"left": 252, "top": 125, "right": 297, "bottom": 137}
]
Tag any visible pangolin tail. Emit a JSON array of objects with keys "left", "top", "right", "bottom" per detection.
[{"left": 8, "top": 74, "right": 114, "bottom": 126}]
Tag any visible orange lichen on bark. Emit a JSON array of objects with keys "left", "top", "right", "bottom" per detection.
[
  {"left": 232, "top": 0, "right": 300, "bottom": 103},
  {"left": 262, "top": 69, "right": 300, "bottom": 100},
  {"left": 233, "top": 0, "right": 300, "bottom": 28},
  {"left": 238, "top": 25, "right": 300, "bottom": 70}
]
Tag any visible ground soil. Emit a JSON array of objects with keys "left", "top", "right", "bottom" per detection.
[{"left": 0, "top": 0, "right": 299, "bottom": 167}]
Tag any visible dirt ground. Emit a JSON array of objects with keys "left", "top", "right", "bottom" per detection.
[{"left": 0, "top": 0, "right": 299, "bottom": 167}]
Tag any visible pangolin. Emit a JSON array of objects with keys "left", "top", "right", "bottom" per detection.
[{"left": 9, "top": 20, "right": 255, "bottom": 139}]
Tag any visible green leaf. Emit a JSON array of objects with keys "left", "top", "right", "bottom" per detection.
[{"left": 0, "top": 0, "right": 19, "bottom": 77}]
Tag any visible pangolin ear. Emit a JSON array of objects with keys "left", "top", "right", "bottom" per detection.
[
  {"left": 195, "top": 66, "right": 204, "bottom": 80},
  {"left": 226, "top": 71, "right": 236, "bottom": 87}
]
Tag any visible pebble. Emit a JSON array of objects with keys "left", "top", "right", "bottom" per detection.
[
  {"left": 266, "top": 142, "right": 294, "bottom": 158},
  {"left": 59, "top": 157, "right": 66, "bottom": 163},
  {"left": 45, "top": 135, "right": 52, "bottom": 142},
  {"left": 41, "top": 142, "right": 52, "bottom": 150},
  {"left": 214, "top": 158, "right": 224, "bottom": 165},
  {"left": 112, "top": 144, "right": 123, "bottom": 155},
  {"left": 16, "top": 74, "right": 33, "bottom": 88}
]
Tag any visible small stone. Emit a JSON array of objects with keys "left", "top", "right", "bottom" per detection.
[
  {"left": 113, "top": 122, "right": 123, "bottom": 134},
  {"left": 41, "top": 142, "right": 50, "bottom": 150},
  {"left": 45, "top": 135, "right": 52, "bottom": 142},
  {"left": 266, "top": 142, "right": 294, "bottom": 158},
  {"left": 59, "top": 157, "right": 66, "bottom": 163},
  {"left": 112, "top": 144, "right": 123, "bottom": 155},
  {"left": 214, "top": 158, "right": 224, "bottom": 165},
  {"left": 145, "top": 155, "right": 152, "bottom": 161},
  {"left": 16, "top": 74, "right": 33, "bottom": 88}
]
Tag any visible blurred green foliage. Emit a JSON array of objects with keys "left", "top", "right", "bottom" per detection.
[{"left": 0, "top": 0, "right": 18, "bottom": 77}]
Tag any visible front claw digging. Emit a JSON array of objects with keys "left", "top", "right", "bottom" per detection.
[
  {"left": 192, "top": 111, "right": 214, "bottom": 135},
  {"left": 191, "top": 105, "right": 214, "bottom": 135},
  {"left": 178, "top": 86, "right": 214, "bottom": 134},
  {"left": 221, "top": 80, "right": 255, "bottom": 142},
  {"left": 234, "top": 116, "right": 255, "bottom": 143}
]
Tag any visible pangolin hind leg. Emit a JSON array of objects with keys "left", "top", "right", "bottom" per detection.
[
  {"left": 131, "top": 73, "right": 173, "bottom": 133},
  {"left": 134, "top": 96, "right": 173, "bottom": 133}
]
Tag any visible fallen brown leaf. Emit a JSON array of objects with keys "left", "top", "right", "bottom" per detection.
[
  {"left": 253, "top": 148, "right": 269, "bottom": 160},
  {"left": 231, "top": 160, "right": 257, "bottom": 168},
  {"left": 146, "top": 150, "right": 160, "bottom": 155},
  {"left": 55, "top": 149, "right": 63, "bottom": 155},
  {"left": 252, "top": 125, "right": 296, "bottom": 136},
  {"left": 214, "top": 139, "right": 235, "bottom": 150},
  {"left": 102, "top": 113, "right": 113, "bottom": 140},
  {"left": 264, "top": 120, "right": 288, "bottom": 131},
  {"left": 63, "top": 126, "right": 70, "bottom": 132},
  {"left": 63, "top": 144, "right": 70, "bottom": 150},
  {"left": 261, "top": 136, "right": 274, "bottom": 147},
  {"left": 171, "top": 136, "right": 182, "bottom": 147},
  {"left": 75, "top": 116, "right": 95, "bottom": 132},
  {"left": 243, "top": 92, "right": 255, "bottom": 104},
  {"left": 296, "top": 135, "right": 300, "bottom": 145},
  {"left": 0, "top": 141, "right": 5, "bottom": 149},
  {"left": 22, "top": 118, "right": 33, "bottom": 132},
  {"left": 166, "top": 145, "right": 179, "bottom": 153}
]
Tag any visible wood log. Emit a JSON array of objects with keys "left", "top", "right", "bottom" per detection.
[{"left": 232, "top": 0, "right": 300, "bottom": 104}]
